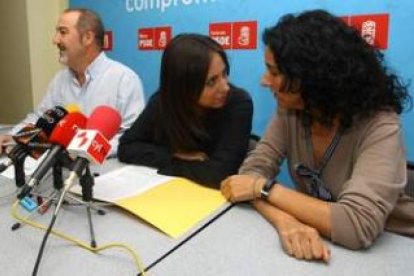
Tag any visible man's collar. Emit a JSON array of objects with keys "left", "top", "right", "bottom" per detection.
[
  {"left": 70, "top": 51, "right": 106, "bottom": 85},
  {"left": 85, "top": 51, "right": 106, "bottom": 79}
]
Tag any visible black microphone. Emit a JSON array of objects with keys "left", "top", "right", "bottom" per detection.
[
  {"left": 17, "top": 112, "right": 87, "bottom": 199},
  {"left": 34, "top": 106, "right": 68, "bottom": 136},
  {"left": 0, "top": 106, "right": 68, "bottom": 173},
  {"left": 5, "top": 141, "right": 53, "bottom": 150},
  {"left": 11, "top": 128, "right": 42, "bottom": 139}
]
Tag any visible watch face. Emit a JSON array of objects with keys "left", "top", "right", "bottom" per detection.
[
  {"left": 261, "top": 179, "right": 276, "bottom": 200},
  {"left": 260, "top": 189, "right": 269, "bottom": 200}
]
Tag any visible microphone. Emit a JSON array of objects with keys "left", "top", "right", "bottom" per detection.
[
  {"left": 10, "top": 125, "right": 48, "bottom": 160},
  {"left": 13, "top": 106, "right": 68, "bottom": 157},
  {"left": 63, "top": 106, "right": 121, "bottom": 192},
  {"left": 11, "top": 128, "right": 42, "bottom": 139},
  {"left": 34, "top": 106, "right": 68, "bottom": 137},
  {"left": 0, "top": 106, "right": 68, "bottom": 174},
  {"left": 2, "top": 141, "right": 53, "bottom": 149},
  {"left": 17, "top": 112, "right": 88, "bottom": 199}
]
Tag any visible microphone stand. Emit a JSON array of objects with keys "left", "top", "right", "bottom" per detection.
[
  {"left": 10, "top": 148, "right": 28, "bottom": 188},
  {"left": 28, "top": 158, "right": 106, "bottom": 275},
  {"left": 80, "top": 166, "right": 97, "bottom": 248},
  {"left": 52, "top": 161, "right": 63, "bottom": 191},
  {"left": 57, "top": 153, "right": 106, "bottom": 246},
  {"left": 11, "top": 149, "right": 70, "bottom": 231},
  {"left": 8, "top": 145, "right": 107, "bottom": 275}
]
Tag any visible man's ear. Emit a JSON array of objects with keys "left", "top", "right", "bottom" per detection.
[{"left": 82, "top": 30, "right": 95, "bottom": 46}]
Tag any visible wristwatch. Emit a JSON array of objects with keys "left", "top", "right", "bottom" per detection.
[{"left": 260, "top": 179, "right": 276, "bottom": 200}]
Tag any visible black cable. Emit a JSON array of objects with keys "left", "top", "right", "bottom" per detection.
[
  {"left": 137, "top": 203, "right": 234, "bottom": 276},
  {"left": 32, "top": 155, "right": 67, "bottom": 274},
  {"left": 32, "top": 212, "right": 58, "bottom": 276},
  {"left": 31, "top": 158, "right": 72, "bottom": 276}
]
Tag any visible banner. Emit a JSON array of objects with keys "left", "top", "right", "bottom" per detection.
[{"left": 70, "top": 0, "right": 414, "bottom": 165}]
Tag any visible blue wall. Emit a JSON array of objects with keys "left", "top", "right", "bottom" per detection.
[{"left": 70, "top": 0, "right": 414, "bottom": 183}]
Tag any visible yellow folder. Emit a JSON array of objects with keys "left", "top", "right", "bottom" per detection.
[
  {"left": 71, "top": 165, "right": 226, "bottom": 238},
  {"left": 116, "top": 178, "right": 226, "bottom": 238}
]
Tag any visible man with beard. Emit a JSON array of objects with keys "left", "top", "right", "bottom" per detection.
[{"left": 0, "top": 8, "right": 145, "bottom": 155}]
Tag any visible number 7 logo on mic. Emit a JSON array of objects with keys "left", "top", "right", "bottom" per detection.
[{"left": 67, "top": 129, "right": 111, "bottom": 164}]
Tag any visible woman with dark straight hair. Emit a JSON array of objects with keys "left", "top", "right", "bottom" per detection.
[
  {"left": 118, "top": 33, "right": 253, "bottom": 188},
  {"left": 221, "top": 9, "right": 413, "bottom": 262}
]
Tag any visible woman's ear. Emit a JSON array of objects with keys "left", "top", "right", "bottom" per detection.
[{"left": 290, "top": 78, "right": 302, "bottom": 93}]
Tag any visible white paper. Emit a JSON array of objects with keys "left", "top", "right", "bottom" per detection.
[
  {"left": 0, "top": 124, "right": 14, "bottom": 131},
  {"left": 0, "top": 153, "right": 47, "bottom": 180},
  {"left": 70, "top": 165, "right": 176, "bottom": 202}
]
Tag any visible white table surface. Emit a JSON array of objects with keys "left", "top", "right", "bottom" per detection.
[
  {"left": 0, "top": 159, "right": 229, "bottom": 276},
  {"left": 150, "top": 203, "right": 414, "bottom": 276}
]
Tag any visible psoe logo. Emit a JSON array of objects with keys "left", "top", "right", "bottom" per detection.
[
  {"left": 154, "top": 26, "right": 172, "bottom": 50},
  {"left": 361, "top": 20, "right": 376, "bottom": 46},
  {"left": 209, "top": 22, "right": 232, "bottom": 49},
  {"left": 138, "top": 27, "right": 172, "bottom": 50},
  {"left": 138, "top": 28, "right": 154, "bottom": 50},
  {"left": 342, "top": 13, "right": 389, "bottom": 50},
  {"left": 232, "top": 21, "right": 257, "bottom": 50},
  {"left": 209, "top": 20, "right": 258, "bottom": 50}
]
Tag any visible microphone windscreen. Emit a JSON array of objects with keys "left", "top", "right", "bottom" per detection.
[
  {"left": 35, "top": 106, "right": 68, "bottom": 136},
  {"left": 65, "top": 103, "right": 81, "bottom": 113},
  {"left": 86, "top": 106, "right": 121, "bottom": 140},
  {"left": 11, "top": 125, "right": 48, "bottom": 160},
  {"left": 49, "top": 112, "right": 88, "bottom": 147},
  {"left": 13, "top": 125, "right": 41, "bottom": 144}
]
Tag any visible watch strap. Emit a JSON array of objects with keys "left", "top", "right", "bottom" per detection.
[{"left": 260, "top": 179, "right": 276, "bottom": 200}]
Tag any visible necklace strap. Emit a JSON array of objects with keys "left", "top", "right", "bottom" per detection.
[{"left": 305, "top": 126, "right": 341, "bottom": 176}]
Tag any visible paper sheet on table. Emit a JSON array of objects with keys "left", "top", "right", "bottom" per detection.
[
  {"left": 0, "top": 124, "right": 14, "bottom": 131},
  {"left": 81, "top": 165, "right": 175, "bottom": 202},
  {"left": 0, "top": 154, "right": 47, "bottom": 179},
  {"left": 71, "top": 165, "right": 226, "bottom": 238}
]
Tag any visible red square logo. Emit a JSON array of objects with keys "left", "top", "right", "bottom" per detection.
[
  {"left": 103, "top": 31, "right": 113, "bottom": 51},
  {"left": 154, "top": 26, "right": 172, "bottom": 50},
  {"left": 138, "top": 28, "right": 155, "bottom": 50},
  {"left": 232, "top": 21, "right": 257, "bottom": 50},
  {"left": 209, "top": 22, "right": 232, "bottom": 49},
  {"left": 348, "top": 13, "right": 389, "bottom": 49},
  {"left": 86, "top": 132, "right": 111, "bottom": 164}
]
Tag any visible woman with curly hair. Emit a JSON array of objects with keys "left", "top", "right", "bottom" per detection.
[
  {"left": 221, "top": 10, "right": 413, "bottom": 262},
  {"left": 118, "top": 34, "right": 253, "bottom": 188}
]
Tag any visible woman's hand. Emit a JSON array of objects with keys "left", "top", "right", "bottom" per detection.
[
  {"left": 220, "top": 175, "right": 265, "bottom": 202},
  {"left": 275, "top": 211, "right": 330, "bottom": 263},
  {"left": 173, "top": 151, "right": 208, "bottom": 161}
]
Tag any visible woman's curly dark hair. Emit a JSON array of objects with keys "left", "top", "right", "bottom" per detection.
[{"left": 263, "top": 9, "right": 412, "bottom": 129}]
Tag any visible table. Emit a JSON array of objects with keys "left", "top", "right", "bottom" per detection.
[
  {"left": 0, "top": 160, "right": 229, "bottom": 276},
  {"left": 1, "top": 157, "right": 414, "bottom": 275},
  {"left": 150, "top": 203, "right": 414, "bottom": 276}
]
